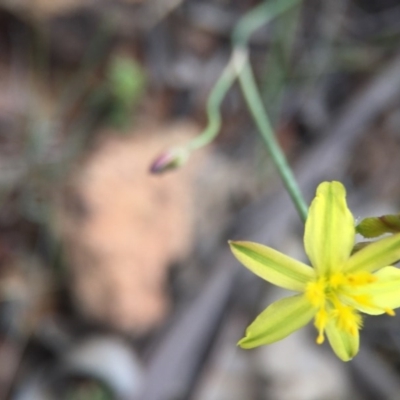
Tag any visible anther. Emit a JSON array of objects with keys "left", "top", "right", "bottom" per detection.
[
  {"left": 385, "top": 308, "right": 396, "bottom": 316},
  {"left": 316, "top": 334, "right": 325, "bottom": 345}
]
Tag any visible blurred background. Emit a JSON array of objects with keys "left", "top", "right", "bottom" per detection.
[{"left": 1, "top": 0, "right": 400, "bottom": 399}]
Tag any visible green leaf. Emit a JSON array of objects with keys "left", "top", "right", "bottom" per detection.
[
  {"left": 357, "top": 214, "right": 400, "bottom": 238},
  {"left": 108, "top": 56, "right": 146, "bottom": 105}
]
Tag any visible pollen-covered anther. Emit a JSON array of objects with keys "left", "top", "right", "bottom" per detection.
[
  {"left": 314, "top": 308, "right": 328, "bottom": 345},
  {"left": 305, "top": 280, "right": 326, "bottom": 308},
  {"left": 329, "top": 273, "right": 346, "bottom": 288},
  {"left": 334, "top": 305, "right": 363, "bottom": 336},
  {"left": 385, "top": 308, "right": 396, "bottom": 316},
  {"left": 350, "top": 294, "right": 374, "bottom": 308},
  {"left": 349, "top": 294, "right": 396, "bottom": 316},
  {"left": 316, "top": 333, "right": 325, "bottom": 345},
  {"left": 346, "top": 271, "right": 377, "bottom": 286}
]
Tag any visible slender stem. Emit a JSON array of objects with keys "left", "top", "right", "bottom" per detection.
[
  {"left": 233, "top": 0, "right": 309, "bottom": 223},
  {"left": 187, "top": 54, "right": 239, "bottom": 151},
  {"left": 236, "top": 57, "right": 308, "bottom": 222},
  {"left": 169, "top": 0, "right": 309, "bottom": 222},
  {"left": 189, "top": 0, "right": 303, "bottom": 152},
  {"left": 232, "top": 0, "right": 302, "bottom": 48}
]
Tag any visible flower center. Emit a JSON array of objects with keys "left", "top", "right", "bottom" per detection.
[{"left": 305, "top": 271, "right": 394, "bottom": 344}]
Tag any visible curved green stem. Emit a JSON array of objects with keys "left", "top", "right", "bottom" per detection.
[
  {"left": 236, "top": 57, "right": 308, "bottom": 223},
  {"left": 189, "top": 0, "right": 303, "bottom": 152},
  {"left": 167, "top": 0, "right": 309, "bottom": 222},
  {"left": 187, "top": 53, "right": 239, "bottom": 151},
  {"left": 235, "top": 0, "right": 308, "bottom": 223},
  {"left": 232, "top": 0, "right": 301, "bottom": 47}
]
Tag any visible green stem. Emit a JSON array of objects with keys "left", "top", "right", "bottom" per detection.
[
  {"left": 182, "top": 0, "right": 309, "bottom": 222},
  {"left": 232, "top": 0, "right": 302, "bottom": 47},
  {"left": 189, "top": 0, "right": 303, "bottom": 152},
  {"left": 236, "top": 57, "right": 308, "bottom": 223},
  {"left": 232, "top": 0, "right": 308, "bottom": 223},
  {"left": 187, "top": 54, "right": 238, "bottom": 151}
]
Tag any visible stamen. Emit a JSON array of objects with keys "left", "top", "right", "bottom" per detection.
[
  {"left": 333, "top": 304, "right": 362, "bottom": 336},
  {"left": 314, "top": 308, "right": 328, "bottom": 345},
  {"left": 316, "top": 333, "right": 325, "bottom": 344},
  {"left": 385, "top": 308, "right": 396, "bottom": 316},
  {"left": 345, "top": 294, "right": 396, "bottom": 317},
  {"left": 330, "top": 273, "right": 346, "bottom": 288},
  {"left": 346, "top": 272, "right": 377, "bottom": 286},
  {"left": 306, "top": 280, "right": 326, "bottom": 308},
  {"left": 349, "top": 294, "right": 374, "bottom": 308}
]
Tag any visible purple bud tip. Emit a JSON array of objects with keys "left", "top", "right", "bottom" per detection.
[{"left": 149, "top": 148, "right": 189, "bottom": 174}]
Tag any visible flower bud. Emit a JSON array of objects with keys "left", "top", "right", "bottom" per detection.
[
  {"left": 149, "top": 148, "right": 189, "bottom": 174},
  {"left": 356, "top": 214, "right": 400, "bottom": 238}
]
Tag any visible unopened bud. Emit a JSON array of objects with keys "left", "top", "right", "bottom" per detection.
[
  {"left": 357, "top": 214, "right": 400, "bottom": 238},
  {"left": 149, "top": 148, "right": 189, "bottom": 174}
]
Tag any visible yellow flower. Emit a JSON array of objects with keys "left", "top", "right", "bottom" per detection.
[{"left": 230, "top": 181, "right": 400, "bottom": 361}]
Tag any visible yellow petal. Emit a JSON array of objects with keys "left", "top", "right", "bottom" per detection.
[
  {"left": 238, "top": 294, "right": 315, "bottom": 348},
  {"left": 350, "top": 267, "right": 400, "bottom": 315},
  {"left": 230, "top": 241, "right": 314, "bottom": 292},
  {"left": 304, "top": 181, "right": 354, "bottom": 276},
  {"left": 326, "top": 320, "right": 359, "bottom": 361},
  {"left": 344, "top": 233, "right": 400, "bottom": 274}
]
